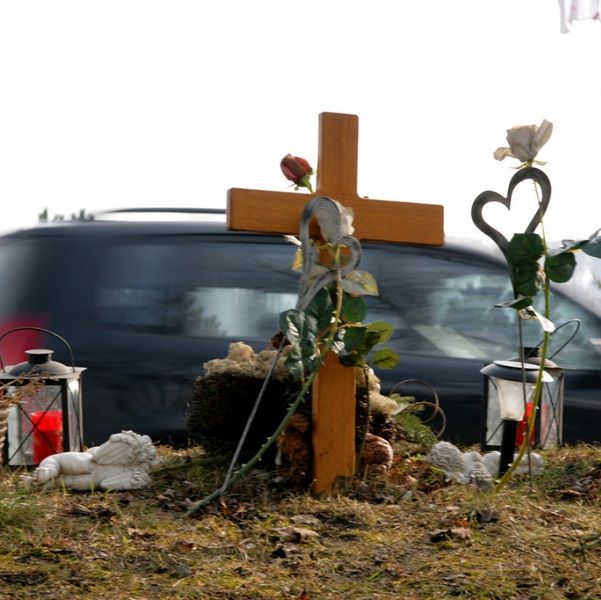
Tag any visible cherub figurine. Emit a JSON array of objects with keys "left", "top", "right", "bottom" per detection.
[
  {"left": 22, "top": 430, "right": 159, "bottom": 491},
  {"left": 427, "top": 440, "right": 544, "bottom": 484}
]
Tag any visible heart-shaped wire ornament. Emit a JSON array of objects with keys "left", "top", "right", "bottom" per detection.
[
  {"left": 297, "top": 196, "right": 362, "bottom": 310},
  {"left": 471, "top": 167, "right": 552, "bottom": 260}
]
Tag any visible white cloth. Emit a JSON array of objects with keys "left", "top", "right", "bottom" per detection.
[{"left": 558, "top": 0, "right": 600, "bottom": 33}]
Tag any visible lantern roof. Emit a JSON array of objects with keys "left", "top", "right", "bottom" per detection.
[{"left": 480, "top": 360, "right": 553, "bottom": 384}]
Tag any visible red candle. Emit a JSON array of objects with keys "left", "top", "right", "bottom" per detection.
[
  {"left": 515, "top": 403, "right": 535, "bottom": 447},
  {"left": 31, "top": 410, "right": 64, "bottom": 463}
]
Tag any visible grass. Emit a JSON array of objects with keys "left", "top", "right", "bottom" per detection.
[{"left": 0, "top": 441, "right": 600, "bottom": 599}]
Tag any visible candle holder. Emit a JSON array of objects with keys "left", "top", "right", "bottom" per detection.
[
  {"left": 480, "top": 347, "right": 566, "bottom": 451},
  {"left": 480, "top": 360, "right": 552, "bottom": 475},
  {"left": 0, "top": 327, "right": 86, "bottom": 466}
]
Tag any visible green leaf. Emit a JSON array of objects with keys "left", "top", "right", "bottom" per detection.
[
  {"left": 358, "top": 331, "right": 382, "bottom": 355},
  {"left": 339, "top": 351, "right": 365, "bottom": 368},
  {"left": 279, "top": 309, "right": 303, "bottom": 346},
  {"left": 340, "top": 270, "right": 379, "bottom": 296},
  {"left": 305, "top": 288, "right": 334, "bottom": 332},
  {"left": 508, "top": 234, "right": 544, "bottom": 297},
  {"left": 371, "top": 348, "right": 400, "bottom": 369},
  {"left": 341, "top": 326, "right": 366, "bottom": 352},
  {"left": 508, "top": 233, "right": 544, "bottom": 266},
  {"left": 513, "top": 262, "right": 540, "bottom": 297},
  {"left": 300, "top": 317, "right": 318, "bottom": 373},
  {"left": 353, "top": 321, "right": 395, "bottom": 356},
  {"left": 280, "top": 309, "right": 318, "bottom": 344},
  {"left": 546, "top": 251, "right": 576, "bottom": 283},
  {"left": 341, "top": 293, "right": 367, "bottom": 323},
  {"left": 284, "top": 352, "right": 305, "bottom": 380},
  {"left": 560, "top": 238, "right": 588, "bottom": 252},
  {"left": 279, "top": 309, "right": 319, "bottom": 379},
  {"left": 583, "top": 230, "right": 601, "bottom": 258},
  {"left": 495, "top": 295, "right": 532, "bottom": 310},
  {"left": 365, "top": 321, "right": 394, "bottom": 344},
  {"left": 282, "top": 320, "right": 304, "bottom": 380}
]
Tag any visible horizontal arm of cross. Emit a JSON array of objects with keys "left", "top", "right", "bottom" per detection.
[{"left": 227, "top": 188, "right": 444, "bottom": 246}]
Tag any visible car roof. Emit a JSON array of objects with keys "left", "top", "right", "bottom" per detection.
[
  {"left": 1, "top": 208, "right": 504, "bottom": 263},
  {"left": 2, "top": 209, "right": 600, "bottom": 322}
]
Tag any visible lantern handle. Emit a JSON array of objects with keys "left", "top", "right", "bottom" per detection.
[
  {"left": 533, "top": 319, "right": 581, "bottom": 361},
  {"left": 0, "top": 327, "right": 77, "bottom": 373}
]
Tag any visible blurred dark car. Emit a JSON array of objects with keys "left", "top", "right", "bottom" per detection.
[{"left": 0, "top": 209, "right": 599, "bottom": 446}]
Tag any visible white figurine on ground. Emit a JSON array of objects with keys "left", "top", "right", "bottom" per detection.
[
  {"left": 426, "top": 441, "right": 466, "bottom": 482},
  {"left": 21, "top": 430, "right": 159, "bottom": 491},
  {"left": 481, "top": 450, "right": 545, "bottom": 477},
  {"left": 427, "top": 441, "right": 544, "bottom": 485}
]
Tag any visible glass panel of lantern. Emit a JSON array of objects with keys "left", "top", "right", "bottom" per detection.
[{"left": 523, "top": 355, "right": 565, "bottom": 448}]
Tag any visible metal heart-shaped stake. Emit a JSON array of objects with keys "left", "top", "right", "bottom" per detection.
[
  {"left": 471, "top": 167, "right": 551, "bottom": 259},
  {"left": 297, "top": 196, "right": 362, "bottom": 310}
]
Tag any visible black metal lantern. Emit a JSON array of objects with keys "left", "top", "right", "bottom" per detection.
[
  {"left": 480, "top": 359, "right": 554, "bottom": 469},
  {"left": 0, "top": 328, "right": 85, "bottom": 466}
]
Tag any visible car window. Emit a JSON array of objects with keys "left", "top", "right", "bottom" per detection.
[
  {"left": 94, "top": 243, "right": 180, "bottom": 334},
  {"left": 358, "top": 246, "right": 516, "bottom": 358},
  {"left": 360, "top": 244, "right": 601, "bottom": 370},
  {"left": 176, "top": 241, "right": 298, "bottom": 338},
  {"left": 93, "top": 237, "right": 601, "bottom": 370},
  {"left": 94, "top": 238, "right": 299, "bottom": 339}
]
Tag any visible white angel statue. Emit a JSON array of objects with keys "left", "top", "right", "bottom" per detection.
[{"left": 22, "top": 430, "right": 159, "bottom": 491}]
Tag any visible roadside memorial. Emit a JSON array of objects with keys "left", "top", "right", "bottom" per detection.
[{"left": 214, "top": 112, "right": 444, "bottom": 495}]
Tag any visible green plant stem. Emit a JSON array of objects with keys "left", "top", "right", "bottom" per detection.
[
  {"left": 187, "top": 252, "right": 346, "bottom": 516},
  {"left": 517, "top": 319, "right": 534, "bottom": 484}
]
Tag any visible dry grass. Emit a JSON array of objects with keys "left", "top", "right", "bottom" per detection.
[{"left": 0, "top": 442, "right": 600, "bottom": 599}]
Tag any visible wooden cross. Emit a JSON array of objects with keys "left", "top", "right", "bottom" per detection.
[{"left": 227, "top": 112, "right": 444, "bottom": 494}]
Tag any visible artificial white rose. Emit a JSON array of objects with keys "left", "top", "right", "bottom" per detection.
[{"left": 494, "top": 119, "right": 553, "bottom": 164}]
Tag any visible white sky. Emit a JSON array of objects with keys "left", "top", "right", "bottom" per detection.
[{"left": 1, "top": 1, "right": 600, "bottom": 242}]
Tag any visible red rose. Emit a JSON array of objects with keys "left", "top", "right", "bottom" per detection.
[{"left": 280, "top": 154, "right": 314, "bottom": 192}]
